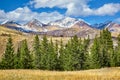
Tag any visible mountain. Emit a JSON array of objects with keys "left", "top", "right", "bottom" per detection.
[
  {"left": 107, "top": 22, "right": 120, "bottom": 37},
  {"left": 49, "top": 17, "right": 81, "bottom": 28},
  {"left": 71, "top": 20, "right": 91, "bottom": 30},
  {"left": 1, "top": 17, "right": 120, "bottom": 38},
  {"left": 1, "top": 20, "right": 21, "bottom": 26},
  {"left": 91, "top": 21, "right": 112, "bottom": 29},
  {"left": 25, "top": 19, "right": 47, "bottom": 28},
  {"left": 92, "top": 21, "right": 120, "bottom": 37},
  {"left": 47, "top": 20, "right": 98, "bottom": 38},
  {"left": 24, "top": 19, "right": 48, "bottom": 32},
  {"left": 1, "top": 20, "right": 35, "bottom": 33},
  {"left": 0, "top": 17, "right": 99, "bottom": 38}
]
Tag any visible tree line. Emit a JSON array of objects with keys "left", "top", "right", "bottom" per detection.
[{"left": 0, "top": 29, "right": 120, "bottom": 70}]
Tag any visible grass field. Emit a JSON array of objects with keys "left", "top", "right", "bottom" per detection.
[{"left": 0, "top": 67, "right": 120, "bottom": 80}]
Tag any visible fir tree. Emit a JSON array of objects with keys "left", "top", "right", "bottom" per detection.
[
  {"left": 61, "top": 41, "right": 74, "bottom": 71},
  {"left": 0, "top": 36, "right": 14, "bottom": 69},
  {"left": 14, "top": 47, "right": 23, "bottom": 69},
  {"left": 20, "top": 40, "right": 34, "bottom": 69},
  {"left": 100, "top": 29, "right": 113, "bottom": 67},
  {"left": 40, "top": 35, "right": 49, "bottom": 69},
  {"left": 79, "top": 37, "right": 90, "bottom": 70},
  {"left": 55, "top": 40, "right": 61, "bottom": 70},
  {"left": 70, "top": 35, "right": 80, "bottom": 70},
  {"left": 90, "top": 37, "right": 101, "bottom": 69},
  {"left": 59, "top": 39, "right": 65, "bottom": 70},
  {"left": 33, "top": 35, "right": 41, "bottom": 69},
  {"left": 47, "top": 38, "right": 57, "bottom": 70},
  {"left": 115, "top": 34, "right": 120, "bottom": 66}
]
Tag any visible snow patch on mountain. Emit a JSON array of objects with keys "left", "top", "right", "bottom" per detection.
[
  {"left": 21, "top": 25, "right": 38, "bottom": 32},
  {"left": 1, "top": 20, "right": 9, "bottom": 25},
  {"left": 49, "top": 17, "right": 84, "bottom": 28},
  {"left": 25, "top": 19, "right": 47, "bottom": 27},
  {"left": 1, "top": 20, "right": 21, "bottom": 26}
]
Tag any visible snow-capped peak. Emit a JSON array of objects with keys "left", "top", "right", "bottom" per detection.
[
  {"left": 1, "top": 20, "right": 20, "bottom": 25},
  {"left": 26, "top": 18, "right": 44, "bottom": 27},
  {"left": 1, "top": 20, "right": 9, "bottom": 25},
  {"left": 61, "top": 17, "right": 77, "bottom": 22},
  {"left": 49, "top": 17, "right": 81, "bottom": 28}
]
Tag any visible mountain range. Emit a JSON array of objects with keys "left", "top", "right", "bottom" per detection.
[{"left": 1, "top": 17, "right": 120, "bottom": 38}]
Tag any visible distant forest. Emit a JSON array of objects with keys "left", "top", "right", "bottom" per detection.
[{"left": 0, "top": 28, "right": 120, "bottom": 71}]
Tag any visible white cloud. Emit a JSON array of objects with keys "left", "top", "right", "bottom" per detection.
[
  {"left": 0, "top": 7, "right": 64, "bottom": 24},
  {"left": 0, "top": 10, "right": 7, "bottom": 22},
  {"left": 38, "top": 12, "right": 64, "bottom": 23},
  {"left": 0, "top": 1, "right": 120, "bottom": 24},
  {"left": 94, "top": 3, "right": 120, "bottom": 16},
  {"left": 30, "top": 0, "right": 120, "bottom": 16}
]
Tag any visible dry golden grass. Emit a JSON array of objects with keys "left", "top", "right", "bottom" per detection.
[
  {"left": 111, "top": 32, "right": 120, "bottom": 37},
  {"left": 0, "top": 26, "right": 35, "bottom": 56},
  {"left": 0, "top": 67, "right": 119, "bottom": 80},
  {"left": 0, "top": 26, "right": 71, "bottom": 57}
]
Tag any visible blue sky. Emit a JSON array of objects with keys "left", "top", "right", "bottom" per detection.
[{"left": 0, "top": 0, "right": 120, "bottom": 24}]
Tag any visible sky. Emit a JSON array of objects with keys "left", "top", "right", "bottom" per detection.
[{"left": 0, "top": 0, "right": 120, "bottom": 24}]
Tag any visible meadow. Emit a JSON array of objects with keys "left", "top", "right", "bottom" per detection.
[{"left": 0, "top": 67, "right": 120, "bottom": 80}]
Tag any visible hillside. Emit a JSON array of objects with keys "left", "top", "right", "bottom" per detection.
[
  {"left": 0, "top": 67, "right": 119, "bottom": 80},
  {"left": 0, "top": 26, "right": 71, "bottom": 56},
  {"left": 0, "top": 26, "right": 34, "bottom": 56}
]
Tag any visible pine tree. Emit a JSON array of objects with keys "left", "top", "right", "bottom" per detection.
[
  {"left": 115, "top": 34, "right": 120, "bottom": 66},
  {"left": 14, "top": 47, "right": 23, "bottom": 69},
  {"left": 59, "top": 39, "right": 65, "bottom": 70},
  {"left": 90, "top": 37, "right": 101, "bottom": 69},
  {"left": 70, "top": 35, "right": 80, "bottom": 70},
  {"left": 81, "top": 37, "right": 90, "bottom": 70},
  {"left": 99, "top": 29, "right": 113, "bottom": 67},
  {"left": 0, "top": 36, "right": 14, "bottom": 69},
  {"left": 40, "top": 35, "right": 49, "bottom": 69},
  {"left": 47, "top": 38, "right": 57, "bottom": 70},
  {"left": 55, "top": 40, "right": 61, "bottom": 70},
  {"left": 20, "top": 39, "right": 34, "bottom": 69},
  {"left": 33, "top": 35, "right": 41, "bottom": 69},
  {"left": 60, "top": 41, "right": 74, "bottom": 71},
  {"left": 110, "top": 49, "right": 116, "bottom": 67}
]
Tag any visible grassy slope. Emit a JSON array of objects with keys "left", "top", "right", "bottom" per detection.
[
  {"left": 0, "top": 26, "right": 34, "bottom": 57},
  {"left": 0, "top": 67, "right": 119, "bottom": 80},
  {"left": 0, "top": 26, "right": 71, "bottom": 57}
]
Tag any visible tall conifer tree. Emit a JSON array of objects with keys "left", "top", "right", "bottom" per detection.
[
  {"left": 20, "top": 40, "right": 34, "bottom": 69},
  {"left": 0, "top": 36, "right": 14, "bottom": 69},
  {"left": 33, "top": 35, "right": 41, "bottom": 69},
  {"left": 90, "top": 37, "right": 101, "bottom": 69},
  {"left": 115, "top": 34, "right": 120, "bottom": 66}
]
